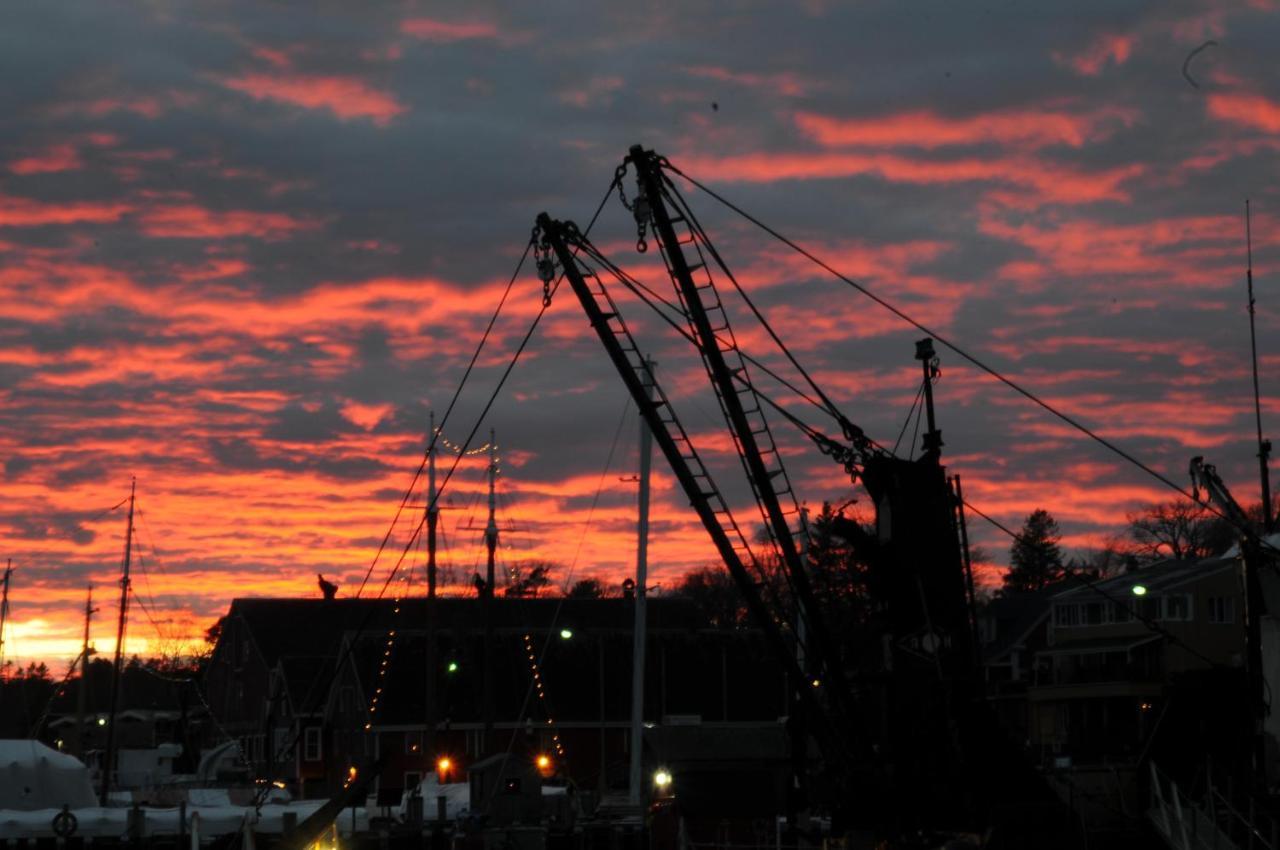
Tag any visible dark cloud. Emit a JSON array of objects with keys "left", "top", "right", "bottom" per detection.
[{"left": 2, "top": 0, "right": 1279, "bottom": 661}]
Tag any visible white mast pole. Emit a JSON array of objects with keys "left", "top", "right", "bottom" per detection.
[{"left": 629, "top": 359, "right": 656, "bottom": 806}]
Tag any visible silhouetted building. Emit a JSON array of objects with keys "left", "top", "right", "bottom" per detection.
[{"left": 204, "top": 597, "right": 790, "bottom": 800}]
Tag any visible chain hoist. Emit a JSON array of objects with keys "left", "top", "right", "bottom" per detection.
[
  {"left": 534, "top": 227, "right": 556, "bottom": 307},
  {"left": 631, "top": 182, "right": 650, "bottom": 253},
  {"left": 614, "top": 159, "right": 650, "bottom": 252}
]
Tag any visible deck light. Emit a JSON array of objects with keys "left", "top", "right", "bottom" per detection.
[
  {"left": 653, "top": 769, "right": 672, "bottom": 789},
  {"left": 437, "top": 756, "right": 453, "bottom": 780},
  {"left": 559, "top": 628, "right": 573, "bottom": 640},
  {"left": 1132, "top": 584, "right": 1147, "bottom": 596},
  {"left": 536, "top": 753, "right": 553, "bottom": 774}
]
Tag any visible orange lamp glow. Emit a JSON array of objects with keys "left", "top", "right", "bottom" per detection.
[
  {"left": 437, "top": 756, "right": 453, "bottom": 778},
  {"left": 536, "top": 753, "right": 552, "bottom": 774}
]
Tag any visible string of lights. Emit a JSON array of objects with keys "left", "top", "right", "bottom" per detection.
[
  {"left": 352, "top": 562, "right": 416, "bottom": 788},
  {"left": 522, "top": 631, "right": 565, "bottom": 761},
  {"left": 438, "top": 431, "right": 493, "bottom": 457}
]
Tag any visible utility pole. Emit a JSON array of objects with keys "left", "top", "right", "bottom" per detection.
[
  {"left": 0, "top": 561, "right": 11, "bottom": 688},
  {"left": 76, "top": 586, "right": 98, "bottom": 759},
  {"left": 100, "top": 478, "right": 135, "bottom": 806},
  {"left": 425, "top": 414, "right": 439, "bottom": 762},
  {"left": 1246, "top": 201, "right": 1274, "bottom": 534},
  {"left": 482, "top": 431, "right": 498, "bottom": 750},
  {"left": 428, "top": 412, "right": 440, "bottom": 600},
  {"left": 629, "top": 359, "right": 656, "bottom": 807}
]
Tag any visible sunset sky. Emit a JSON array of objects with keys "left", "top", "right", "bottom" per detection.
[{"left": 2, "top": 1, "right": 1278, "bottom": 668}]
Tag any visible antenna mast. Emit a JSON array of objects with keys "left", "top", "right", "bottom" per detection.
[
  {"left": 1246, "top": 201, "right": 1274, "bottom": 534},
  {"left": 100, "top": 478, "right": 135, "bottom": 806},
  {"left": 0, "top": 561, "right": 11, "bottom": 688}
]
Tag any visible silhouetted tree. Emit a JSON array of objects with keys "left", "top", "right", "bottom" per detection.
[
  {"left": 504, "top": 561, "right": 555, "bottom": 598},
  {"left": 566, "top": 578, "right": 605, "bottom": 598},
  {"left": 1126, "top": 500, "right": 1233, "bottom": 561},
  {"left": 673, "top": 566, "right": 744, "bottom": 628},
  {"left": 1003, "top": 509, "right": 1065, "bottom": 593}
]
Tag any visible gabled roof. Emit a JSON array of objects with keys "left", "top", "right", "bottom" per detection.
[
  {"left": 982, "top": 580, "right": 1070, "bottom": 663},
  {"left": 1050, "top": 555, "right": 1237, "bottom": 602}
]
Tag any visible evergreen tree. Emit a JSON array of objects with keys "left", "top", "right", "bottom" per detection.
[{"left": 1003, "top": 508, "right": 1065, "bottom": 593}]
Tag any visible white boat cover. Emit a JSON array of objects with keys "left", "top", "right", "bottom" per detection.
[{"left": 0, "top": 740, "right": 96, "bottom": 811}]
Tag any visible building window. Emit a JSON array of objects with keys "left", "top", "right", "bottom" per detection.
[
  {"left": 304, "top": 727, "right": 322, "bottom": 762},
  {"left": 405, "top": 771, "right": 422, "bottom": 792},
  {"left": 405, "top": 731, "right": 423, "bottom": 755},
  {"left": 1209, "top": 596, "right": 1235, "bottom": 624},
  {"left": 1162, "top": 594, "right": 1192, "bottom": 622},
  {"left": 1054, "top": 604, "right": 1080, "bottom": 627}
]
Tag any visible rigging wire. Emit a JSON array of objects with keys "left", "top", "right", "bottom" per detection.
[
  {"left": 568, "top": 238, "right": 808, "bottom": 636},
  {"left": 891, "top": 381, "right": 926, "bottom": 458},
  {"left": 570, "top": 228, "right": 1241, "bottom": 675},
  {"left": 665, "top": 162, "right": 1271, "bottom": 537},
  {"left": 252, "top": 175, "right": 622, "bottom": 806},
  {"left": 660, "top": 170, "right": 847, "bottom": 423},
  {"left": 909, "top": 389, "right": 925, "bottom": 459},
  {"left": 354, "top": 237, "right": 536, "bottom": 598},
  {"left": 577, "top": 239, "right": 838, "bottom": 424},
  {"left": 486, "top": 394, "right": 633, "bottom": 810}
]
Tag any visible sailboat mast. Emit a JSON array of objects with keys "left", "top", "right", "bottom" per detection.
[
  {"left": 0, "top": 561, "right": 11, "bottom": 687},
  {"left": 100, "top": 478, "right": 135, "bottom": 805},
  {"left": 76, "top": 586, "right": 95, "bottom": 758},
  {"left": 427, "top": 412, "right": 439, "bottom": 599},
  {"left": 1246, "top": 201, "right": 1274, "bottom": 534}
]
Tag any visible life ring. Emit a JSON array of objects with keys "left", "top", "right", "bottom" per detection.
[{"left": 52, "top": 807, "right": 78, "bottom": 837}]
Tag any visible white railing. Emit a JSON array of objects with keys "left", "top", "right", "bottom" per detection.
[{"left": 1148, "top": 762, "right": 1270, "bottom": 850}]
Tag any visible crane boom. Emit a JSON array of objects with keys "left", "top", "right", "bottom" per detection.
[
  {"left": 535, "top": 212, "right": 851, "bottom": 767},
  {"left": 537, "top": 145, "right": 993, "bottom": 832},
  {"left": 625, "top": 145, "right": 853, "bottom": 711}
]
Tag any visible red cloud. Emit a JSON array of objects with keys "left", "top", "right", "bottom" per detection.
[
  {"left": 0, "top": 194, "right": 132, "bottom": 227},
  {"left": 219, "top": 73, "right": 406, "bottom": 125},
  {"left": 685, "top": 65, "right": 813, "bottom": 97},
  {"left": 559, "top": 76, "right": 625, "bottom": 109},
  {"left": 138, "top": 205, "right": 321, "bottom": 239},
  {"left": 795, "top": 105, "right": 1137, "bottom": 150},
  {"left": 677, "top": 149, "right": 1144, "bottom": 205},
  {"left": 1206, "top": 92, "right": 1280, "bottom": 134},
  {"left": 1054, "top": 33, "right": 1135, "bottom": 76},
  {"left": 400, "top": 18, "right": 501, "bottom": 41},
  {"left": 9, "top": 144, "right": 84, "bottom": 175}
]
